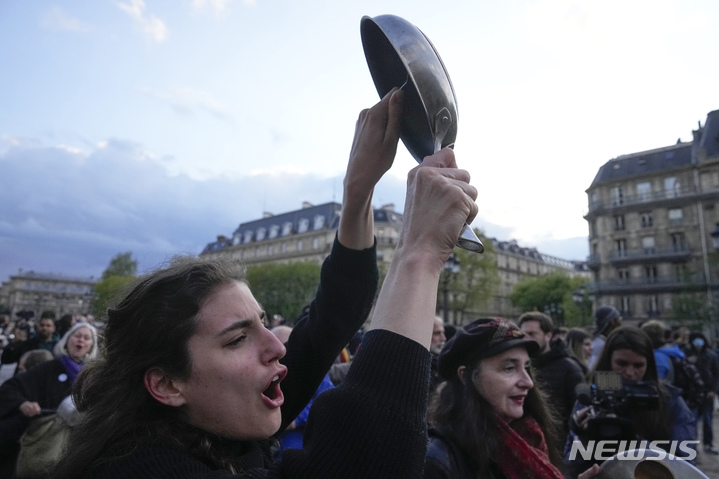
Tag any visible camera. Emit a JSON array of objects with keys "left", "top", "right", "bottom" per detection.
[{"left": 575, "top": 371, "right": 660, "bottom": 441}]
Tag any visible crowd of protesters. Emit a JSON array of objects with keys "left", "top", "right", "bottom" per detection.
[{"left": 0, "top": 91, "right": 718, "bottom": 478}]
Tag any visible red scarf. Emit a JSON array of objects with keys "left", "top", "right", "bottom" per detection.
[{"left": 495, "top": 415, "right": 563, "bottom": 479}]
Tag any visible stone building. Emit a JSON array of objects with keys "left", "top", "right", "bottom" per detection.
[
  {"left": 201, "top": 202, "right": 588, "bottom": 324},
  {"left": 0, "top": 270, "right": 96, "bottom": 319},
  {"left": 584, "top": 109, "right": 719, "bottom": 324},
  {"left": 483, "top": 238, "right": 590, "bottom": 320},
  {"left": 200, "top": 201, "right": 403, "bottom": 268}
]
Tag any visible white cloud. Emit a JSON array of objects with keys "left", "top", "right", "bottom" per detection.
[
  {"left": 39, "top": 6, "right": 83, "bottom": 32},
  {"left": 117, "top": 0, "right": 169, "bottom": 42}
]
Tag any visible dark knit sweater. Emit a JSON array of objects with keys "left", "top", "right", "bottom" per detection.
[
  {"left": 0, "top": 358, "right": 72, "bottom": 417},
  {"left": 80, "top": 237, "right": 431, "bottom": 478},
  {"left": 88, "top": 332, "right": 430, "bottom": 478}
]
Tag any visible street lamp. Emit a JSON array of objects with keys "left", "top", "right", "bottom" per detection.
[{"left": 442, "top": 254, "right": 461, "bottom": 324}]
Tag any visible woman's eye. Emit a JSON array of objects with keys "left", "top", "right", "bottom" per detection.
[{"left": 227, "top": 335, "right": 246, "bottom": 347}]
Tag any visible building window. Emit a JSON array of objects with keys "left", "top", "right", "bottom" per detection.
[
  {"left": 256, "top": 227, "right": 266, "bottom": 241},
  {"left": 636, "top": 182, "right": 651, "bottom": 202},
  {"left": 297, "top": 240, "right": 304, "bottom": 251},
  {"left": 615, "top": 239, "right": 626, "bottom": 257},
  {"left": 268, "top": 245, "right": 274, "bottom": 256},
  {"left": 620, "top": 296, "right": 631, "bottom": 315},
  {"left": 298, "top": 218, "right": 309, "bottom": 234},
  {"left": 671, "top": 232, "right": 686, "bottom": 251},
  {"left": 645, "top": 265, "right": 658, "bottom": 283},
  {"left": 313, "top": 215, "right": 325, "bottom": 230},
  {"left": 640, "top": 212, "right": 653, "bottom": 228},
  {"left": 312, "top": 237, "right": 319, "bottom": 249},
  {"left": 232, "top": 235, "right": 241, "bottom": 246},
  {"left": 647, "top": 295, "right": 660, "bottom": 315},
  {"left": 668, "top": 208, "right": 683, "bottom": 224},
  {"left": 281, "top": 243, "right": 287, "bottom": 254},
  {"left": 243, "top": 231, "right": 253, "bottom": 244},
  {"left": 664, "top": 177, "right": 680, "bottom": 198},
  {"left": 614, "top": 215, "right": 625, "bottom": 231},
  {"left": 642, "top": 236, "right": 655, "bottom": 253},
  {"left": 618, "top": 268, "right": 630, "bottom": 282},
  {"left": 610, "top": 186, "right": 624, "bottom": 206},
  {"left": 269, "top": 225, "right": 279, "bottom": 239},
  {"left": 282, "top": 222, "right": 293, "bottom": 236}
]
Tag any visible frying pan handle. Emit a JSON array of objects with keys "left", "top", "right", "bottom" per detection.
[
  {"left": 457, "top": 224, "right": 484, "bottom": 253},
  {"left": 432, "top": 109, "right": 483, "bottom": 253}
]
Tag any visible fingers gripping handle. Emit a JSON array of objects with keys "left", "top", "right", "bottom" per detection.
[{"left": 458, "top": 224, "right": 484, "bottom": 253}]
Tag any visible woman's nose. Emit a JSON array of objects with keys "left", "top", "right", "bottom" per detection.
[
  {"left": 263, "top": 328, "right": 286, "bottom": 363},
  {"left": 519, "top": 370, "right": 534, "bottom": 389}
]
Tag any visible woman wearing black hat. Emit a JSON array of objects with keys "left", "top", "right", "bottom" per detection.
[{"left": 424, "top": 318, "right": 600, "bottom": 479}]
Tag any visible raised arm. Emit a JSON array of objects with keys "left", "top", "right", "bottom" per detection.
[
  {"left": 369, "top": 148, "right": 478, "bottom": 348},
  {"left": 338, "top": 87, "right": 403, "bottom": 250}
]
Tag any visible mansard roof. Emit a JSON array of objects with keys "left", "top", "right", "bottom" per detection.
[
  {"left": 698, "top": 109, "right": 719, "bottom": 159},
  {"left": 489, "top": 238, "right": 581, "bottom": 271},
  {"left": 588, "top": 142, "right": 693, "bottom": 188},
  {"left": 201, "top": 202, "right": 403, "bottom": 254},
  {"left": 10, "top": 270, "right": 97, "bottom": 284},
  {"left": 588, "top": 109, "right": 719, "bottom": 189}
]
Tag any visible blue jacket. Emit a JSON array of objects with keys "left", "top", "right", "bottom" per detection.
[{"left": 655, "top": 345, "right": 685, "bottom": 380}]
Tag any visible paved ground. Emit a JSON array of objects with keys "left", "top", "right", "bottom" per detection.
[{"left": 695, "top": 410, "right": 719, "bottom": 479}]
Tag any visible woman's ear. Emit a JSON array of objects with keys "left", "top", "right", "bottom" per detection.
[
  {"left": 144, "top": 368, "right": 187, "bottom": 407},
  {"left": 457, "top": 365, "right": 466, "bottom": 382}
]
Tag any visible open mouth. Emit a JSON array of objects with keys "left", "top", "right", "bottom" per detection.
[{"left": 262, "top": 369, "right": 286, "bottom": 407}]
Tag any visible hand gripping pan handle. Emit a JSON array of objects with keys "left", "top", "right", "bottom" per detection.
[{"left": 360, "top": 14, "right": 483, "bottom": 253}]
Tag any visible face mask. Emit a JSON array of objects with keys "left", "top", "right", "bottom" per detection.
[{"left": 692, "top": 338, "right": 705, "bottom": 348}]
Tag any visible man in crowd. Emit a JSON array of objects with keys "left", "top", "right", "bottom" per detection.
[
  {"left": 519, "top": 311, "right": 584, "bottom": 442},
  {"left": 1, "top": 314, "right": 59, "bottom": 365},
  {"left": 430, "top": 316, "right": 446, "bottom": 393},
  {"left": 587, "top": 305, "right": 622, "bottom": 370}
]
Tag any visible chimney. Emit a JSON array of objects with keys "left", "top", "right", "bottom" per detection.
[
  {"left": 380, "top": 203, "right": 395, "bottom": 212},
  {"left": 217, "top": 235, "right": 228, "bottom": 242},
  {"left": 302, "top": 201, "right": 313, "bottom": 209},
  {"left": 263, "top": 212, "right": 273, "bottom": 218}
]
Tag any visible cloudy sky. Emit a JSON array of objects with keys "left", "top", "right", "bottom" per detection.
[{"left": 1, "top": 0, "right": 717, "bottom": 282}]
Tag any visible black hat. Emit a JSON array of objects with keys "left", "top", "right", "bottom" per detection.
[
  {"left": 594, "top": 306, "right": 620, "bottom": 337},
  {"left": 437, "top": 318, "right": 540, "bottom": 381}
]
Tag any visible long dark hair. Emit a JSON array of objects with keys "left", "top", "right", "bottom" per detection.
[
  {"left": 55, "top": 255, "right": 250, "bottom": 477},
  {"left": 566, "top": 328, "right": 590, "bottom": 372},
  {"left": 592, "top": 326, "right": 672, "bottom": 441},
  {"left": 429, "top": 350, "right": 563, "bottom": 477}
]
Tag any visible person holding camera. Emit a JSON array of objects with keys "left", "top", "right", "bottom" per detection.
[{"left": 566, "top": 327, "right": 696, "bottom": 478}]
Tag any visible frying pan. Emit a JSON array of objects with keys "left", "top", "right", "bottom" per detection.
[{"left": 360, "top": 14, "right": 484, "bottom": 253}]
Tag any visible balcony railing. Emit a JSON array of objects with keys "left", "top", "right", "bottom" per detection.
[
  {"left": 588, "top": 274, "right": 710, "bottom": 294},
  {"left": 587, "top": 186, "right": 719, "bottom": 215},
  {"left": 607, "top": 246, "right": 692, "bottom": 264}
]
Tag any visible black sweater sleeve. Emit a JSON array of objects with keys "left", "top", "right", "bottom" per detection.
[
  {"left": 277, "top": 235, "right": 378, "bottom": 430},
  {"left": 276, "top": 330, "right": 431, "bottom": 479}
]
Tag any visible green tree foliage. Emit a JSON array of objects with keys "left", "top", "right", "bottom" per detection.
[
  {"left": 438, "top": 229, "right": 499, "bottom": 324},
  {"left": 670, "top": 291, "right": 711, "bottom": 329},
  {"left": 102, "top": 252, "right": 137, "bottom": 279},
  {"left": 508, "top": 272, "right": 590, "bottom": 327},
  {"left": 93, "top": 252, "right": 138, "bottom": 318},
  {"left": 246, "top": 262, "right": 322, "bottom": 325}
]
